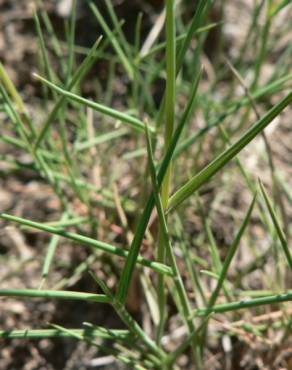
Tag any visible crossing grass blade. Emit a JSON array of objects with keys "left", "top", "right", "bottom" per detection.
[
  {"left": 168, "top": 91, "right": 292, "bottom": 212},
  {"left": 0, "top": 213, "right": 172, "bottom": 276}
]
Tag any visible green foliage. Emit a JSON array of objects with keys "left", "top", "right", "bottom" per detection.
[{"left": 0, "top": 0, "right": 291, "bottom": 369}]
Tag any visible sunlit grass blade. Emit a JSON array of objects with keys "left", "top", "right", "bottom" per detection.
[
  {"left": 0, "top": 327, "right": 130, "bottom": 340},
  {"left": 258, "top": 179, "right": 292, "bottom": 269},
  {"left": 168, "top": 91, "right": 292, "bottom": 212},
  {"left": 0, "top": 289, "right": 110, "bottom": 303},
  {"left": 0, "top": 213, "right": 172, "bottom": 276},
  {"left": 116, "top": 70, "right": 201, "bottom": 304},
  {"left": 34, "top": 74, "right": 153, "bottom": 134}
]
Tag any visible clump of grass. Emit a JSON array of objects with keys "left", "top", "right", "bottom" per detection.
[{"left": 0, "top": 0, "right": 291, "bottom": 369}]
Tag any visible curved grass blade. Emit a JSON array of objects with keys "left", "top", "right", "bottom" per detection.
[
  {"left": 168, "top": 91, "right": 292, "bottom": 212},
  {"left": 0, "top": 213, "right": 172, "bottom": 276}
]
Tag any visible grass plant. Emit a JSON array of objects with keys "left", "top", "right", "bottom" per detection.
[{"left": 0, "top": 0, "right": 291, "bottom": 368}]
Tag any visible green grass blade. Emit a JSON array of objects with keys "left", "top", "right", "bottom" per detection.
[
  {"left": 0, "top": 62, "right": 28, "bottom": 116},
  {"left": 65, "top": 0, "right": 77, "bottom": 83},
  {"left": 192, "top": 291, "right": 292, "bottom": 317},
  {"left": 104, "top": 0, "right": 132, "bottom": 56},
  {"left": 0, "top": 289, "right": 110, "bottom": 303},
  {"left": 259, "top": 179, "right": 292, "bottom": 269},
  {"left": 34, "top": 10, "right": 58, "bottom": 89},
  {"left": 0, "top": 327, "right": 130, "bottom": 340},
  {"left": 162, "top": 0, "right": 176, "bottom": 208},
  {"left": 37, "top": 0, "right": 66, "bottom": 74},
  {"left": 145, "top": 124, "right": 197, "bottom": 352},
  {"left": 176, "top": 0, "right": 212, "bottom": 71},
  {"left": 116, "top": 71, "right": 201, "bottom": 304},
  {"left": 140, "top": 23, "right": 220, "bottom": 61},
  {"left": 34, "top": 36, "right": 102, "bottom": 150},
  {"left": 207, "top": 193, "right": 257, "bottom": 309},
  {"left": 168, "top": 91, "right": 292, "bottom": 212},
  {"left": 50, "top": 323, "right": 151, "bottom": 369},
  {"left": 154, "top": 0, "right": 176, "bottom": 344},
  {"left": 0, "top": 213, "right": 172, "bottom": 276},
  {"left": 0, "top": 63, "right": 35, "bottom": 137},
  {"left": 34, "top": 74, "right": 153, "bottom": 134},
  {"left": 91, "top": 272, "right": 167, "bottom": 362},
  {"left": 88, "top": 0, "right": 134, "bottom": 80},
  {"left": 175, "top": 73, "right": 292, "bottom": 158},
  {"left": 75, "top": 128, "right": 129, "bottom": 152},
  {"left": 41, "top": 213, "right": 69, "bottom": 282},
  {"left": 165, "top": 314, "right": 212, "bottom": 367}
]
